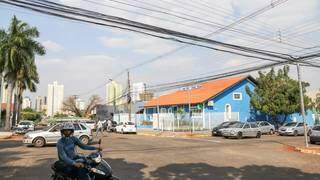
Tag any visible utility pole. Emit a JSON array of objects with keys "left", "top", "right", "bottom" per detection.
[
  {"left": 0, "top": 73, "right": 4, "bottom": 127},
  {"left": 127, "top": 70, "right": 132, "bottom": 122},
  {"left": 296, "top": 63, "right": 309, "bottom": 148},
  {"left": 188, "top": 85, "right": 192, "bottom": 134}
]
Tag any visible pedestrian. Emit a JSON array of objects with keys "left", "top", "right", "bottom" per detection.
[{"left": 95, "top": 120, "right": 103, "bottom": 137}]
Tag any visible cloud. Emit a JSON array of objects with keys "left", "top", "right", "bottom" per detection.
[
  {"left": 42, "top": 40, "right": 64, "bottom": 52},
  {"left": 99, "top": 34, "right": 177, "bottom": 55},
  {"left": 99, "top": 37, "right": 129, "bottom": 48}
]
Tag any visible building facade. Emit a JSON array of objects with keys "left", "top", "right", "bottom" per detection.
[
  {"left": 35, "top": 96, "right": 47, "bottom": 112},
  {"left": 132, "top": 82, "right": 146, "bottom": 102},
  {"left": 47, "top": 81, "right": 64, "bottom": 116},
  {"left": 22, "top": 97, "right": 32, "bottom": 109},
  {"left": 106, "top": 81, "right": 124, "bottom": 107}
]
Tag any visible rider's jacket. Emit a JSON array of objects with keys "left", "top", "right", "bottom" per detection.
[{"left": 57, "top": 136, "right": 97, "bottom": 166}]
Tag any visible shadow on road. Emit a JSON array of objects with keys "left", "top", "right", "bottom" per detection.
[
  {"left": 150, "top": 163, "right": 320, "bottom": 180},
  {"left": 105, "top": 158, "right": 147, "bottom": 180}
]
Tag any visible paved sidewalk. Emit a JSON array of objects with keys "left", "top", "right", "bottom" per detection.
[{"left": 137, "top": 129, "right": 211, "bottom": 138}]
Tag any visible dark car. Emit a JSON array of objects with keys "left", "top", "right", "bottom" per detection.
[
  {"left": 310, "top": 125, "right": 320, "bottom": 144},
  {"left": 212, "top": 121, "right": 238, "bottom": 136}
]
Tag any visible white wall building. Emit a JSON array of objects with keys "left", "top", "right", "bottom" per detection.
[
  {"left": 132, "top": 82, "right": 146, "bottom": 102},
  {"left": 106, "top": 81, "right": 124, "bottom": 106},
  {"left": 22, "top": 97, "right": 32, "bottom": 109},
  {"left": 76, "top": 98, "right": 86, "bottom": 111},
  {"left": 47, "top": 81, "right": 64, "bottom": 116},
  {"left": 35, "top": 96, "right": 47, "bottom": 112}
]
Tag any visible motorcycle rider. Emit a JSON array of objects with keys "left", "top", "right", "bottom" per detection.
[{"left": 56, "top": 122, "right": 102, "bottom": 180}]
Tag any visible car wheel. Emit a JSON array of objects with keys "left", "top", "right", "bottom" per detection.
[
  {"left": 293, "top": 130, "right": 298, "bottom": 136},
  {"left": 256, "top": 132, "right": 261, "bottom": 138},
  {"left": 310, "top": 140, "right": 315, "bottom": 144},
  {"left": 269, "top": 129, "right": 274, "bottom": 135},
  {"left": 224, "top": 136, "right": 229, "bottom": 139},
  {"left": 307, "top": 130, "right": 311, "bottom": 136},
  {"left": 79, "top": 136, "right": 89, "bottom": 145},
  {"left": 237, "top": 132, "right": 243, "bottom": 139},
  {"left": 33, "top": 137, "right": 45, "bottom": 147}
]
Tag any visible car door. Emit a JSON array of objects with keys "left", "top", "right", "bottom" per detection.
[
  {"left": 243, "top": 123, "right": 250, "bottom": 137},
  {"left": 297, "top": 123, "right": 305, "bottom": 135},
  {"left": 46, "top": 124, "right": 61, "bottom": 143},
  {"left": 73, "top": 123, "right": 82, "bottom": 138}
]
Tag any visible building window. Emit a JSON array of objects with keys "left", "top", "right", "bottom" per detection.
[{"left": 233, "top": 93, "right": 242, "bottom": 100}]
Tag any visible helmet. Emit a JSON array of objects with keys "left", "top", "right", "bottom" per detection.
[{"left": 60, "top": 122, "right": 75, "bottom": 134}]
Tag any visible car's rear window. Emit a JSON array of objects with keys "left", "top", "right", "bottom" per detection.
[
  {"left": 284, "top": 122, "right": 297, "bottom": 127},
  {"left": 20, "top": 122, "right": 31, "bottom": 125},
  {"left": 85, "top": 121, "right": 95, "bottom": 124},
  {"left": 127, "top": 122, "right": 135, "bottom": 125},
  {"left": 312, "top": 126, "right": 320, "bottom": 131},
  {"left": 250, "top": 123, "right": 258, "bottom": 128}
]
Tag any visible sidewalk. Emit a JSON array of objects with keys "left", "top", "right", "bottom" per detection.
[
  {"left": 0, "top": 131, "right": 13, "bottom": 139},
  {"left": 137, "top": 129, "right": 211, "bottom": 138}
]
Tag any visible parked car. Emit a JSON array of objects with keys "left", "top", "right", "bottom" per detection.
[
  {"left": 23, "top": 122, "right": 93, "bottom": 147},
  {"left": 256, "top": 121, "right": 275, "bottom": 134},
  {"left": 109, "top": 121, "right": 118, "bottom": 132},
  {"left": 309, "top": 125, "right": 320, "bottom": 144},
  {"left": 221, "top": 122, "right": 261, "bottom": 139},
  {"left": 211, "top": 121, "right": 238, "bottom": 136},
  {"left": 278, "top": 122, "right": 310, "bottom": 136},
  {"left": 17, "top": 120, "right": 35, "bottom": 131},
  {"left": 115, "top": 121, "right": 137, "bottom": 134},
  {"left": 82, "top": 120, "right": 96, "bottom": 130}
]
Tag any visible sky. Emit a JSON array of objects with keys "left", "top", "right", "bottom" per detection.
[{"left": 0, "top": 0, "right": 319, "bottom": 105}]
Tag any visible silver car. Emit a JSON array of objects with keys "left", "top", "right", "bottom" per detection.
[
  {"left": 309, "top": 125, "right": 320, "bottom": 144},
  {"left": 256, "top": 121, "right": 275, "bottom": 134},
  {"left": 23, "top": 122, "right": 93, "bottom": 147},
  {"left": 278, "top": 122, "right": 309, "bottom": 136},
  {"left": 221, "top": 122, "right": 262, "bottom": 139}
]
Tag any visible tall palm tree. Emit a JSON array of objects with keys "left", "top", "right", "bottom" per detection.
[{"left": 0, "top": 16, "right": 45, "bottom": 130}]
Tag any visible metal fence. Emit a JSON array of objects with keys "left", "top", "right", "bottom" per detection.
[{"left": 114, "top": 112, "right": 239, "bottom": 131}]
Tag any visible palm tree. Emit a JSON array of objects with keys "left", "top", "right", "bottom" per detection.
[{"left": 0, "top": 16, "right": 45, "bottom": 130}]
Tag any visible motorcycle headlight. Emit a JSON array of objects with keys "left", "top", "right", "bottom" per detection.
[{"left": 92, "top": 155, "right": 102, "bottom": 163}]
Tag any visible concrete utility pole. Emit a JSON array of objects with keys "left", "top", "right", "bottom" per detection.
[
  {"left": 0, "top": 74, "right": 4, "bottom": 127},
  {"left": 296, "top": 63, "right": 309, "bottom": 148},
  {"left": 127, "top": 70, "right": 132, "bottom": 122}
]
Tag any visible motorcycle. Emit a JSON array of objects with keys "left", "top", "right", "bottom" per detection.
[{"left": 51, "top": 139, "right": 119, "bottom": 180}]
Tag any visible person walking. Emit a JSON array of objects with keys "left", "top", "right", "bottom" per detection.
[{"left": 95, "top": 120, "right": 103, "bottom": 137}]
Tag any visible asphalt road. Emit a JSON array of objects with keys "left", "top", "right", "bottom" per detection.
[{"left": 1, "top": 133, "right": 320, "bottom": 180}]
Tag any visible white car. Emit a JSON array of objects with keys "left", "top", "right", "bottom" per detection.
[
  {"left": 82, "top": 120, "right": 96, "bottom": 130},
  {"left": 115, "top": 122, "right": 137, "bottom": 134},
  {"left": 17, "top": 120, "right": 35, "bottom": 131}
]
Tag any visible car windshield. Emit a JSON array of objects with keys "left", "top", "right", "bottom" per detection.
[
  {"left": 126, "top": 122, "right": 135, "bottom": 125},
  {"left": 85, "top": 121, "right": 95, "bottom": 124},
  {"left": 284, "top": 122, "right": 297, "bottom": 127},
  {"left": 228, "top": 122, "right": 244, "bottom": 128},
  {"left": 43, "top": 125, "right": 53, "bottom": 131},
  {"left": 19, "top": 122, "right": 31, "bottom": 125}
]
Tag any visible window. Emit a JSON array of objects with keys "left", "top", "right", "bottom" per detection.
[
  {"left": 244, "top": 124, "right": 250, "bottom": 129},
  {"left": 233, "top": 93, "right": 242, "bottom": 100},
  {"left": 73, "top": 123, "right": 81, "bottom": 131},
  {"left": 250, "top": 123, "right": 258, "bottom": 128},
  {"left": 50, "top": 124, "right": 61, "bottom": 132},
  {"left": 312, "top": 126, "right": 320, "bottom": 131},
  {"left": 80, "top": 124, "right": 87, "bottom": 130},
  {"left": 298, "top": 123, "right": 304, "bottom": 127}
]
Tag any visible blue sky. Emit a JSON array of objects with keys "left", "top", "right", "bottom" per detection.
[{"left": 0, "top": 0, "right": 319, "bottom": 105}]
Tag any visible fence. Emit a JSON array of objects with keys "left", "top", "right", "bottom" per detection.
[{"left": 114, "top": 112, "right": 239, "bottom": 131}]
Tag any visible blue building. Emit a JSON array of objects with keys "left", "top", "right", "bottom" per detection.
[{"left": 144, "top": 76, "right": 316, "bottom": 128}]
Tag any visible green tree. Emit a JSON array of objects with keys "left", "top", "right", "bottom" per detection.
[
  {"left": 21, "top": 108, "right": 43, "bottom": 122},
  {"left": 246, "top": 66, "right": 312, "bottom": 126},
  {"left": 0, "top": 16, "right": 45, "bottom": 130}
]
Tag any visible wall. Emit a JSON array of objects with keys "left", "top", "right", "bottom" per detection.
[{"left": 205, "top": 79, "right": 255, "bottom": 122}]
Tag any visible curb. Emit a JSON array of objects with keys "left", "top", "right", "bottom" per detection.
[
  {"left": 0, "top": 133, "right": 13, "bottom": 140},
  {"left": 295, "top": 147, "right": 320, "bottom": 155},
  {"left": 137, "top": 132, "right": 211, "bottom": 138}
]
